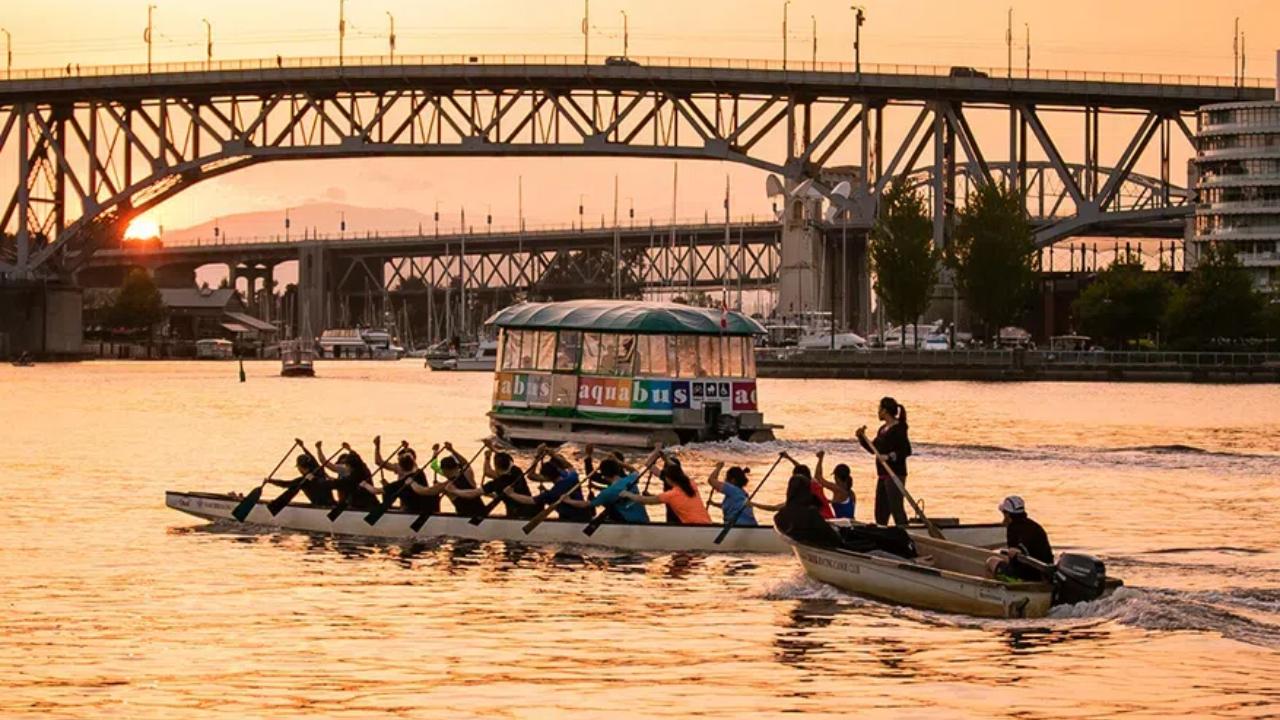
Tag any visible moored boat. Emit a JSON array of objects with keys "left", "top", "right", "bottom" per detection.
[
  {"left": 165, "top": 490, "right": 1007, "bottom": 553},
  {"left": 781, "top": 530, "right": 1121, "bottom": 618},
  {"left": 280, "top": 339, "right": 316, "bottom": 377}
]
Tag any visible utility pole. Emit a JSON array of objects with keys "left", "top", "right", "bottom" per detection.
[
  {"left": 1, "top": 29, "right": 11, "bottom": 80},
  {"left": 1025, "top": 23, "right": 1030, "bottom": 77},
  {"left": 145, "top": 4, "right": 156, "bottom": 73},
  {"left": 582, "top": 0, "right": 590, "bottom": 64},
  {"left": 853, "top": 6, "right": 865, "bottom": 75},
  {"left": 285, "top": 208, "right": 291, "bottom": 242},
  {"left": 811, "top": 15, "right": 817, "bottom": 67},
  {"left": 387, "top": 11, "right": 396, "bottom": 63},
  {"left": 723, "top": 174, "right": 731, "bottom": 306},
  {"left": 621, "top": 10, "right": 629, "bottom": 58},
  {"left": 339, "top": 0, "right": 346, "bottom": 67},
  {"left": 782, "top": 0, "right": 790, "bottom": 70}
]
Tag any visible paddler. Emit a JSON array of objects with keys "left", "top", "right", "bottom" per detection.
[
  {"left": 619, "top": 458, "right": 712, "bottom": 525},
  {"left": 264, "top": 450, "right": 336, "bottom": 507},
  {"left": 373, "top": 437, "right": 446, "bottom": 515},
  {"left": 576, "top": 447, "right": 664, "bottom": 524},
  {"left": 501, "top": 446, "right": 593, "bottom": 522},
  {"left": 780, "top": 450, "right": 834, "bottom": 519},
  {"left": 707, "top": 461, "right": 781, "bottom": 526},
  {"left": 433, "top": 442, "right": 487, "bottom": 517},
  {"left": 316, "top": 441, "right": 380, "bottom": 511},
  {"left": 856, "top": 396, "right": 912, "bottom": 526},
  {"left": 478, "top": 441, "right": 538, "bottom": 520}
]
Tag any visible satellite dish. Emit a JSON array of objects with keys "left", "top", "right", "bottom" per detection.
[
  {"left": 792, "top": 178, "right": 815, "bottom": 198},
  {"left": 765, "top": 175, "right": 785, "bottom": 198},
  {"left": 823, "top": 204, "right": 843, "bottom": 223},
  {"left": 831, "top": 180, "right": 852, "bottom": 199}
]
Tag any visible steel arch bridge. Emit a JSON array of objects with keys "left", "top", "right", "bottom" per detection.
[{"left": 0, "top": 54, "right": 1265, "bottom": 280}]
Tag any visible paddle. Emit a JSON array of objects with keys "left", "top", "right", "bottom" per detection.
[
  {"left": 581, "top": 464, "right": 655, "bottom": 537},
  {"left": 713, "top": 453, "right": 785, "bottom": 545},
  {"left": 363, "top": 442, "right": 438, "bottom": 526},
  {"left": 866, "top": 442, "right": 945, "bottom": 540},
  {"left": 267, "top": 444, "right": 341, "bottom": 516},
  {"left": 409, "top": 445, "right": 485, "bottom": 533},
  {"left": 231, "top": 440, "right": 302, "bottom": 521},
  {"left": 521, "top": 467, "right": 591, "bottom": 535},
  {"left": 468, "top": 448, "right": 546, "bottom": 526}
]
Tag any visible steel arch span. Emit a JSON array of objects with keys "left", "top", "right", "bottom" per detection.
[{"left": 0, "top": 57, "right": 1259, "bottom": 279}]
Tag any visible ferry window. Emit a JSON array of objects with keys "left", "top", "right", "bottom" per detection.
[
  {"left": 676, "top": 336, "right": 700, "bottom": 378},
  {"left": 581, "top": 332, "right": 603, "bottom": 374},
  {"left": 555, "top": 330, "right": 582, "bottom": 371},
  {"left": 501, "top": 330, "right": 523, "bottom": 370},
  {"left": 745, "top": 339, "right": 757, "bottom": 376},
  {"left": 594, "top": 333, "right": 621, "bottom": 375},
  {"left": 637, "top": 335, "right": 669, "bottom": 376},
  {"left": 612, "top": 334, "right": 638, "bottom": 376},
  {"left": 698, "top": 336, "right": 722, "bottom": 377},
  {"left": 534, "top": 331, "right": 557, "bottom": 370},
  {"left": 725, "top": 336, "right": 745, "bottom": 377}
]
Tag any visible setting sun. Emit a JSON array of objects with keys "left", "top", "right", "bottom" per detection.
[{"left": 123, "top": 218, "right": 161, "bottom": 241}]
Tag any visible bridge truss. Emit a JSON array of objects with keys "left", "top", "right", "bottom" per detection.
[{"left": 0, "top": 59, "right": 1261, "bottom": 280}]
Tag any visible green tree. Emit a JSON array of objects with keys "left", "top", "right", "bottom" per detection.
[
  {"left": 870, "top": 179, "right": 941, "bottom": 346},
  {"left": 1164, "top": 242, "right": 1263, "bottom": 348},
  {"left": 1072, "top": 258, "right": 1173, "bottom": 348},
  {"left": 107, "top": 268, "right": 166, "bottom": 334},
  {"left": 948, "top": 183, "right": 1038, "bottom": 338}
]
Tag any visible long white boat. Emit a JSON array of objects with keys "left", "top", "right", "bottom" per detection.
[
  {"left": 782, "top": 532, "right": 1121, "bottom": 618},
  {"left": 165, "top": 491, "right": 1005, "bottom": 553}
]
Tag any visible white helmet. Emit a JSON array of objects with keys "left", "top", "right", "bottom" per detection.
[{"left": 998, "top": 495, "right": 1026, "bottom": 515}]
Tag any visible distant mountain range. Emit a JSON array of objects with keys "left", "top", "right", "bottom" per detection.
[{"left": 162, "top": 202, "right": 438, "bottom": 244}]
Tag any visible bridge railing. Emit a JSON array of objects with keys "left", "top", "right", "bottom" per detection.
[
  {"left": 134, "top": 214, "right": 783, "bottom": 249},
  {"left": 2, "top": 53, "right": 1269, "bottom": 89}
]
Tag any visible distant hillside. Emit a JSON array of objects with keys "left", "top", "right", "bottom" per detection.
[{"left": 163, "top": 202, "right": 437, "bottom": 243}]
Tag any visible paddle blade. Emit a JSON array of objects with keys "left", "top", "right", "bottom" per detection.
[
  {"left": 326, "top": 502, "right": 348, "bottom": 522},
  {"left": 409, "top": 512, "right": 431, "bottom": 533},
  {"left": 231, "top": 486, "right": 264, "bottom": 522},
  {"left": 469, "top": 496, "right": 504, "bottom": 526},
  {"left": 266, "top": 484, "right": 302, "bottom": 516},
  {"left": 364, "top": 490, "right": 401, "bottom": 526},
  {"left": 582, "top": 510, "right": 609, "bottom": 537},
  {"left": 712, "top": 521, "right": 735, "bottom": 545}
]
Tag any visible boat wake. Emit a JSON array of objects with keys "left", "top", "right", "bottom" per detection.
[{"left": 756, "top": 571, "right": 1280, "bottom": 649}]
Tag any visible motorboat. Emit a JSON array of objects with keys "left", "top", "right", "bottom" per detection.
[
  {"left": 426, "top": 339, "right": 498, "bottom": 371},
  {"left": 781, "top": 529, "right": 1121, "bottom": 618}
]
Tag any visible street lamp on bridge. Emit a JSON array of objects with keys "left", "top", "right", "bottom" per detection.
[
  {"left": 621, "top": 10, "right": 629, "bottom": 58},
  {"left": 202, "top": 18, "right": 212, "bottom": 69},
  {"left": 145, "top": 4, "right": 156, "bottom": 74},
  {"left": 782, "top": 0, "right": 790, "bottom": 70},
  {"left": 387, "top": 11, "right": 396, "bottom": 64},
  {"left": 2, "top": 28, "right": 11, "bottom": 80},
  {"left": 852, "top": 5, "right": 866, "bottom": 75},
  {"left": 338, "top": 0, "right": 346, "bottom": 67}
]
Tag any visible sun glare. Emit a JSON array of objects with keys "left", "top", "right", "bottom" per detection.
[{"left": 123, "top": 219, "right": 161, "bottom": 240}]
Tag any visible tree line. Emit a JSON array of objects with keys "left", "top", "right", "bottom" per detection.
[{"left": 869, "top": 180, "right": 1280, "bottom": 350}]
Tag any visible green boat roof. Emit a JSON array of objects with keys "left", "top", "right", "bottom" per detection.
[{"left": 485, "top": 300, "right": 766, "bottom": 336}]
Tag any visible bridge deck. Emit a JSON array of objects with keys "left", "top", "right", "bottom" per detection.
[{"left": 2, "top": 54, "right": 1271, "bottom": 108}]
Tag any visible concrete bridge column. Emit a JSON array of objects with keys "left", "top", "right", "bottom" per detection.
[
  {"left": 297, "top": 243, "right": 329, "bottom": 339},
  {"left": 261, "top": 264, "right": 274, "bottom": 322},
  {"left": 775, "top": 185, "right": 823, "bottom": 321}
]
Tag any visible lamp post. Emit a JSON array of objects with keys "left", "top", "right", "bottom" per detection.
[
  {"left": 338, "top": 0, "right": 346, "bottom": 66},
  {"left": 202, "top": 19, "right": 212, "bottom": 69},
  {"left": 145, "top": 4, "right": 156, "bottom": 73},
  {"left": 1025, "top": 23, "right": 1030, "bottom": 77},
  {"left": 387, "top": 11, "right": 396, "bottom": 63},
  {"left": 852, "top": 5, "right": 865, "bottom": 75},
  {"left": 811, "top": 15, "right": 817, "bottom": 67},
  {"left": 582, "top": 0, "right": 590, "bottom": 64},
  {"left": 1, "top": 28, "right": 11, "bottom": 80},
  {"left": 621, "top": 10, "right": 629, "bottom": 58},
  {"left": 782, "top": 0, "right": 790, "bottom": 70}
]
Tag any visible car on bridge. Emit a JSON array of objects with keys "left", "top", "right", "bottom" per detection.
[
  {"left": 605, "top": 56, "right": 641, "bottom": 67},
  {"left": 949, "top": 66, "right": 989, "bottom": 78}
]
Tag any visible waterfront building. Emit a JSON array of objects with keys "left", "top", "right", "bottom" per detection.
[{"left": 1192, "top": 100, "right": 1280, "bottom": 289}]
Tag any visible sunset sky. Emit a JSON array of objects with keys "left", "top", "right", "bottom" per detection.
[{"left": 5, "top": 0, "right": 1279, "bottom": 236}]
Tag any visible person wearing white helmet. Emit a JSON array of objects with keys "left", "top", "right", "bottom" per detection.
[{"left": 987, "top": 495, "right": 1055, "bottom": 581}]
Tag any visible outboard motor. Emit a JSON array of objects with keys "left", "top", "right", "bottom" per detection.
[{"left": 1053, "top": 553, "right": 1108, "bottom": 605}]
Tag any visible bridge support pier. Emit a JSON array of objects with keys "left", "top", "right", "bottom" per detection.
[
  {"left": 297, "top": 243, "right": 329, "bottom": 339},
  {"left": 776, "top": 185, "right": 823, "bottom": 321}
]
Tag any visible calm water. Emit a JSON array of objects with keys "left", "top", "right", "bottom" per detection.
[{"left": 3, "top": 361, "right": 1279, "bottom": 719}]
